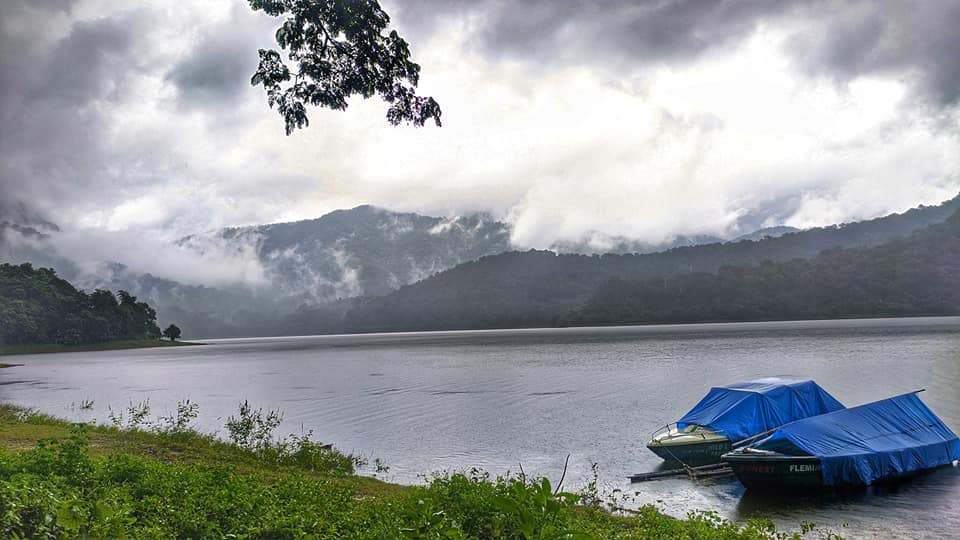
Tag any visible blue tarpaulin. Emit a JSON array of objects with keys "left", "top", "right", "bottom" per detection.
[
  {"left": 676, "top": 378, "right": 845, "bottom": 442},
  {"left": 752, "top": 392, "right": 960, "bottom": 486}
]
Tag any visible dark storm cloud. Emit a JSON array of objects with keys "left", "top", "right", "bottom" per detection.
[
  {"left": 33, "top": 17, "right": 132, "bottom": 104},
  {"left": 0, "top": 0, "right": 77, "bottom": 19},
  {"left": 0, "top": 0, "right": 283, "bottom": 232},
  {"left": 395, "top": 0, "right": 797, "bottom": 63},
  {"left": 392, "top": 0, "right": 960, "bottom": 106},
  {"left": 1, "top": 0, "right": 958, "bottom": 262},
  {"left": 166, "top": 29, "right": 258, "bottom": 109},
  {"left": 0, "top": 8, "right": 141, "bottom": 222},
  {"left": 788, "top": 1, "right": 960, "bottom": 106}
]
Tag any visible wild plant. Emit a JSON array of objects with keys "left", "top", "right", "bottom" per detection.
[
  {"left": 153, "top": 399, "right": 199, "bottom": 434},
  {"left": 69, "top": 399, "right": 95, "bottom": 412},
  {"left": 276, "top": 430, "right": 355, "bottom": 474},
  {"left": 225, "top": 400, "right": 283, "bottom": 452},
  {"left": 107, "top": 399, "right": 151, "bottom": 428},
  {"left": 578, "top": 461, "right": 602, "bottom": 508},
  {"left": 491, "top": 476, "right": 588, "bottom": 540}
]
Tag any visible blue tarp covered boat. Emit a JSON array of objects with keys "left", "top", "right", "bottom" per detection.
[
  {"left": 646, "top": 378, "right": 845, "bottom": 465},
  {"left": 724, "top": 391, "right": 960, "bottom": 489}
]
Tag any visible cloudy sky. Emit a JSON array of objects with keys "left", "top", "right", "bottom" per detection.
[{"left": 2, "top": 0, "right": 959, "bottom": 256}]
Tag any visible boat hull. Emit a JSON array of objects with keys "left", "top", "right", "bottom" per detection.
[
  {"left": 646, "top": 439, "right": 732, "bottom": 466},
  {"left": 726, "top": 454, "right": 958, "bottom": 491},
  {"left": 724, "top": 454, "right": 823, "bottom": 490}
]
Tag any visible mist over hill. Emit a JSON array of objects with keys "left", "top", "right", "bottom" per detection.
[
  {"left": 0, "top": 204, "right": 790, "bottom": 337},
  {"left": 569, "top": 211, "right": 960, "bottom": 326},
  {"left": 200, "top": 206, "right": 512, "bottom": 300},
  {"left": 1, "top": 206, "right": 515, "bottom": 337},
  {"left": 284, "top": 195, "right": 960, "bottom": 334},
  {"left": 2, "top": 195, "right": 958, "bottom": 337}
]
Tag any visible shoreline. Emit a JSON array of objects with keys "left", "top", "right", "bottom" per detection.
[
  {"left": 195, "top": 314, "right": 960, "bottom": 343},
  {"left": 0, "top": 403, "right": 839, "bottom": 538},
  {"left": 0, "top": 339, "right": 204, "bottom": 356}
]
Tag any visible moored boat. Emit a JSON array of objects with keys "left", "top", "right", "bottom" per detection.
[
  {"left": 724, "top": 391, "right": 960, "bottom": 490},
  {"left": 647, "top": 378, "right": 844, "bottom": 466},
  {"left": 645, "top": 424, "right": 732, "bottom": 465}
]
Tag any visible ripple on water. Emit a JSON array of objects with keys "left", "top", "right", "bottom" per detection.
[{"left": 4, "top": 318, "right": 959, "bottom": 540}]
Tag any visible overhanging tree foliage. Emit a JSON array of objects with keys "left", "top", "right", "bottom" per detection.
[{"left": 249, "top": 0, "right": 441, "bottom": 134}]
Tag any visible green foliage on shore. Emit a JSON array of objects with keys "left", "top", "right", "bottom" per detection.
[
  {"left": 0, "top": 405, "right": 839, "bottom": 539},
  {"left": 0, "top": 263, "right": 163, "bottom": 346}
]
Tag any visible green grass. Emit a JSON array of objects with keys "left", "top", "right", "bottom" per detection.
[
  {"left": 0, "top": 340, "right": 203, "bottom": 356},
  {"left": 0, "top": 405, "right": 841, "bottom": 539}
]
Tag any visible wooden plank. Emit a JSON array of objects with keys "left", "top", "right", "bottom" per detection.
[
  {"left": 628, "top": 469, "right": 687, "bottom": 482},
  {"left": 690, "top": 467, "right": 733, "bottom": 478},
  {"left": 628, "top": 462, "right": 732, "bottom": 482}
]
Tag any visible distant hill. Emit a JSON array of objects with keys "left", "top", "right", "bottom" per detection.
[
  {"left": 569, "top": 210, "right": 960, "bottom": 325},
  {"left": 288, "top": 194, "right": 960, "bottom": 334},
  {"left": 194, "top": 205, "right": 513, "bottom": 300},
  {"left": 1, "top": 206, "right": 514, "bottom": 337},
  {"left": 3, "top": 195, "right": 958, "bottom": 337}
]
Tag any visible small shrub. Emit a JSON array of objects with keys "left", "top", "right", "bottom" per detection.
[
  {"left": 275, "top": 431, "right": 355, "bottom": 475},
  {"left": 154, "top": 399, "right": 199, "bottom": 434},
  {"left": 579, "top": 461, "right": 602, "bottom": 508},
  {"left": 225, "top": 400, "right": 283, "bottom": 452},
  {"left": 420, "top": 471, "right": 589, "bottom": 540},
  {"left": 107, "top": 399, "right": 151, "bottom": 428},
  {"left": 224, "top": 401, "right": 356, "bottom": 475}
]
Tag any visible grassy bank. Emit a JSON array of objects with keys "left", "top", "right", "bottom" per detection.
[
  {"left": 0, "top": 405, "right": 839, "bottom": 539},
  {"left": 0, "top": 339, "right": 202, "bottom": 356}
]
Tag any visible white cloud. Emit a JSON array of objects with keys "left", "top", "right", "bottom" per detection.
[
  {"left": 48, "top": 227, "right": 269, "bottom": 288},
  {"left": 2, "top": 0, "right": 958, "bottom": 287}
]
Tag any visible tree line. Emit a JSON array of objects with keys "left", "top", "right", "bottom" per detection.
[
  {"left": 567, "top": 209, "right": 960, "bottom": 325},
  {"left": 0, "top": 263, "right": 173, "bottom": 346}
]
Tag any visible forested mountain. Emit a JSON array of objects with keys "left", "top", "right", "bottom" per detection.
[
  {"left": 0, "top": 204, "right": 791, "bottom": 337},
  {"left": 569, "top": 210, "right": 960, "bottom": 325},
  {"left": 0, "top": 263, "right": 161, "bottom": 345},
  {"left": 286, "top": 197, "right": 960, "bottom": 334},
  {"left": 2, "top": 195, "right": 958, "bottom": 337},
  {"left": 1, "top": 206, "right": 514, "bottom": 337},
  {"left": 198, "top": 205, "right": 513, "bottom": 300},
  {"left": 159, "top": 207, "right": 512, "bottom": 335}
]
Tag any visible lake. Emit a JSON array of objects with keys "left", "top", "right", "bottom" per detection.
[{"left": 2, "top": 317, "right": 959, "bottom": 538}]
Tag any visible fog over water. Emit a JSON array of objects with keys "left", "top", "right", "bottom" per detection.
[{"left": 2, "top": 317, "right": 959, "bottom": 539}]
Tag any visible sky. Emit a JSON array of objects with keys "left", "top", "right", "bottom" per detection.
[{"left": 2, "top": 0, "right": 959, "bottom": 265}]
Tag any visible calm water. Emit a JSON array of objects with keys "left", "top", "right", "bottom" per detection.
[{"left": 2, "top": 318, "right": 959, "bottom": 538}]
